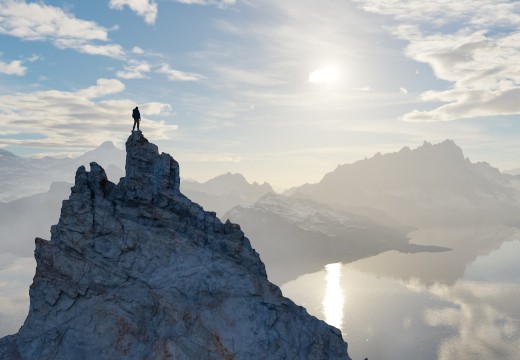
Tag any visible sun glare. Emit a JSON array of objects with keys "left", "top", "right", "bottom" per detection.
[{"left": 308, "top": 66, "right": 339, "bottom": 84}]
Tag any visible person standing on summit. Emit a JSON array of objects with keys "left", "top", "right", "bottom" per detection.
[{"left": 132, "top": 106, "right": 141, "bottom": 131}]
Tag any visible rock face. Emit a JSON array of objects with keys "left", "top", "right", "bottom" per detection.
[{"left": 0, "top": 131, "right": 350, "bottom": 359}]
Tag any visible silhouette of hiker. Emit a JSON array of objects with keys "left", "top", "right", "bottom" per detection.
[{"left": 132, "top": 106, "right": 141, "bottom": 131}]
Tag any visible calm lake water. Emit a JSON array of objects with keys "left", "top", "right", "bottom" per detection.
[{"left": 281, "top": 226, "right": 520, "bottom": 360}]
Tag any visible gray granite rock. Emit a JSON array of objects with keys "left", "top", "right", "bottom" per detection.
[{"left": 0, "top": 131, "right": 351, "bottom": 360}]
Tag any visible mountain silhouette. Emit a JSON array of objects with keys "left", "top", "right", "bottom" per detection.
[{"left": 286, "top": 140, "right": 520, "bottom": 227}]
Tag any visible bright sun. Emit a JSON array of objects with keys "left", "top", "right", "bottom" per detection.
[{"left": 308, "top": 66, "right": 339, "bottom": 84}]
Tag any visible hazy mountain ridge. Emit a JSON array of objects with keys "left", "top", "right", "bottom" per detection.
[
  {"left": 0, "top": 142, "right": 124, "bottom": 203},
  {"left": 181, "top": 172, "right": 275, "bottom": 217},
  {"left": 285, "top": 140, "right": 520, "bottom": 226},
  {"left": 0, "top": 132, "right": 351, "bottom": 359},
  {"left": 0, "top": 182, "right": 71, "bottom": 257},
  {"left": 502, "top": 168, "right": 520, "bottom": 176}
]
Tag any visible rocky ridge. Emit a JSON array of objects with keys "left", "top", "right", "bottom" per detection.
[{"left": 0, "top": 131, "right": 350, "bottom": 359}]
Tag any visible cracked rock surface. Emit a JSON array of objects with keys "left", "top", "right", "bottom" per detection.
[{"left": 0, "top": 131, "right": 350, "bottom": 359}]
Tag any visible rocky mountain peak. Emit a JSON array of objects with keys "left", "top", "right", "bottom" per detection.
[
  {"left": 0, "top": 131, "right": 350, "bottom": 359},
  {"left": 415, "top": 139, "right": 465, "bottom": 161},
  {"left": 123, "top": 131, "right": 180, "bottom": 204}
]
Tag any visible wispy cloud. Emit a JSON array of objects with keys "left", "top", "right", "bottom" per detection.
[
  {"left": 108, "top": 0, "right": 158, "bottom": 25},
  {"left": 355, "top": 0, "right": 520, "bottom": 122},
  {"left": 0, "top": 0, "right": 124, "bottom": 58},
  {"left": 0, "top": 78, "right": 176, "bottom": 150},
  {"left": 132, "top": 46, "right": 144, "bottom": 54},
  {"left": 0, "top": 59, "right": 26, "bottom": 76},
  {"left": 157, "top": 63, "right": 204, "bottom": 81},
  {"left": 26, "top": 54, "right": 40, "bottom": 62},
  {"left": 173, "top": 0, "right": 236, "bottom": 8}
]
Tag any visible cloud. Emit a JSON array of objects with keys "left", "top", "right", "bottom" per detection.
[
  {"left": 173, "top": 0, "right": 236, "bottom": 8},
  {"left": 76, "top": 78, "right": 126, "bottom": 99},
  {"left": 26, "top": 54, "right": 40, "bottom": 62},
  {"left": 157, "top": 63, "right": 204, "bottom": 81},
  {"left": 0, "top": 78, "right": 176, "bottom": 150},
  {"left": 117, "top": 60, "right": 151, "bottom": 79},
  {"left": 0, "top": 0, "right": 124, "bottom": 58},
  {"left": 0, "top": 59, "right": 26, "bottom": 76},
  {"left": 108, "top": 0, "right": 158, "bottom": 25},
  {"left": 355, "top": 0, "right": 520, "bottom": 26},
  {"left": 132, "top": 46, "right": 144, "bottom": 54},
  {"left": 355, "top": 0, "right": 520, "bottom": 122},
  {"left": 66, "top": 43, "right": 124, "bottom": 58}
]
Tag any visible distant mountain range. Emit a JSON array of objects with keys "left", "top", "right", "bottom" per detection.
[
  {"left": 181, "top": 173, "right": 274, "bottom": 217},
  {"left": 285, "top": 140, "right": 520, "bottom": 227},
  {"left": 0, "top": 142, "right": 124, "bottom": 202}
]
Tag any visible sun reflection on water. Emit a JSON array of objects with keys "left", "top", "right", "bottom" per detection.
[{"left": 323, "top": 262, "right": 345, "bottom": 330}]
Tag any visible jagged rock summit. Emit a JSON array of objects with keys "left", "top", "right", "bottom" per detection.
[{"left": 0, "top": 131, "right": 350, "bottom": 359}]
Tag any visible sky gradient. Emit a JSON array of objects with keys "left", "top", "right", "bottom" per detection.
[{"left": 1, "top": 0, "right": 519, "bottom": 189}]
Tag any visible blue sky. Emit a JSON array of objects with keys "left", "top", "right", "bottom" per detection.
[{"left": 1, "top": 0, "right": 519, "bottom": 188}]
